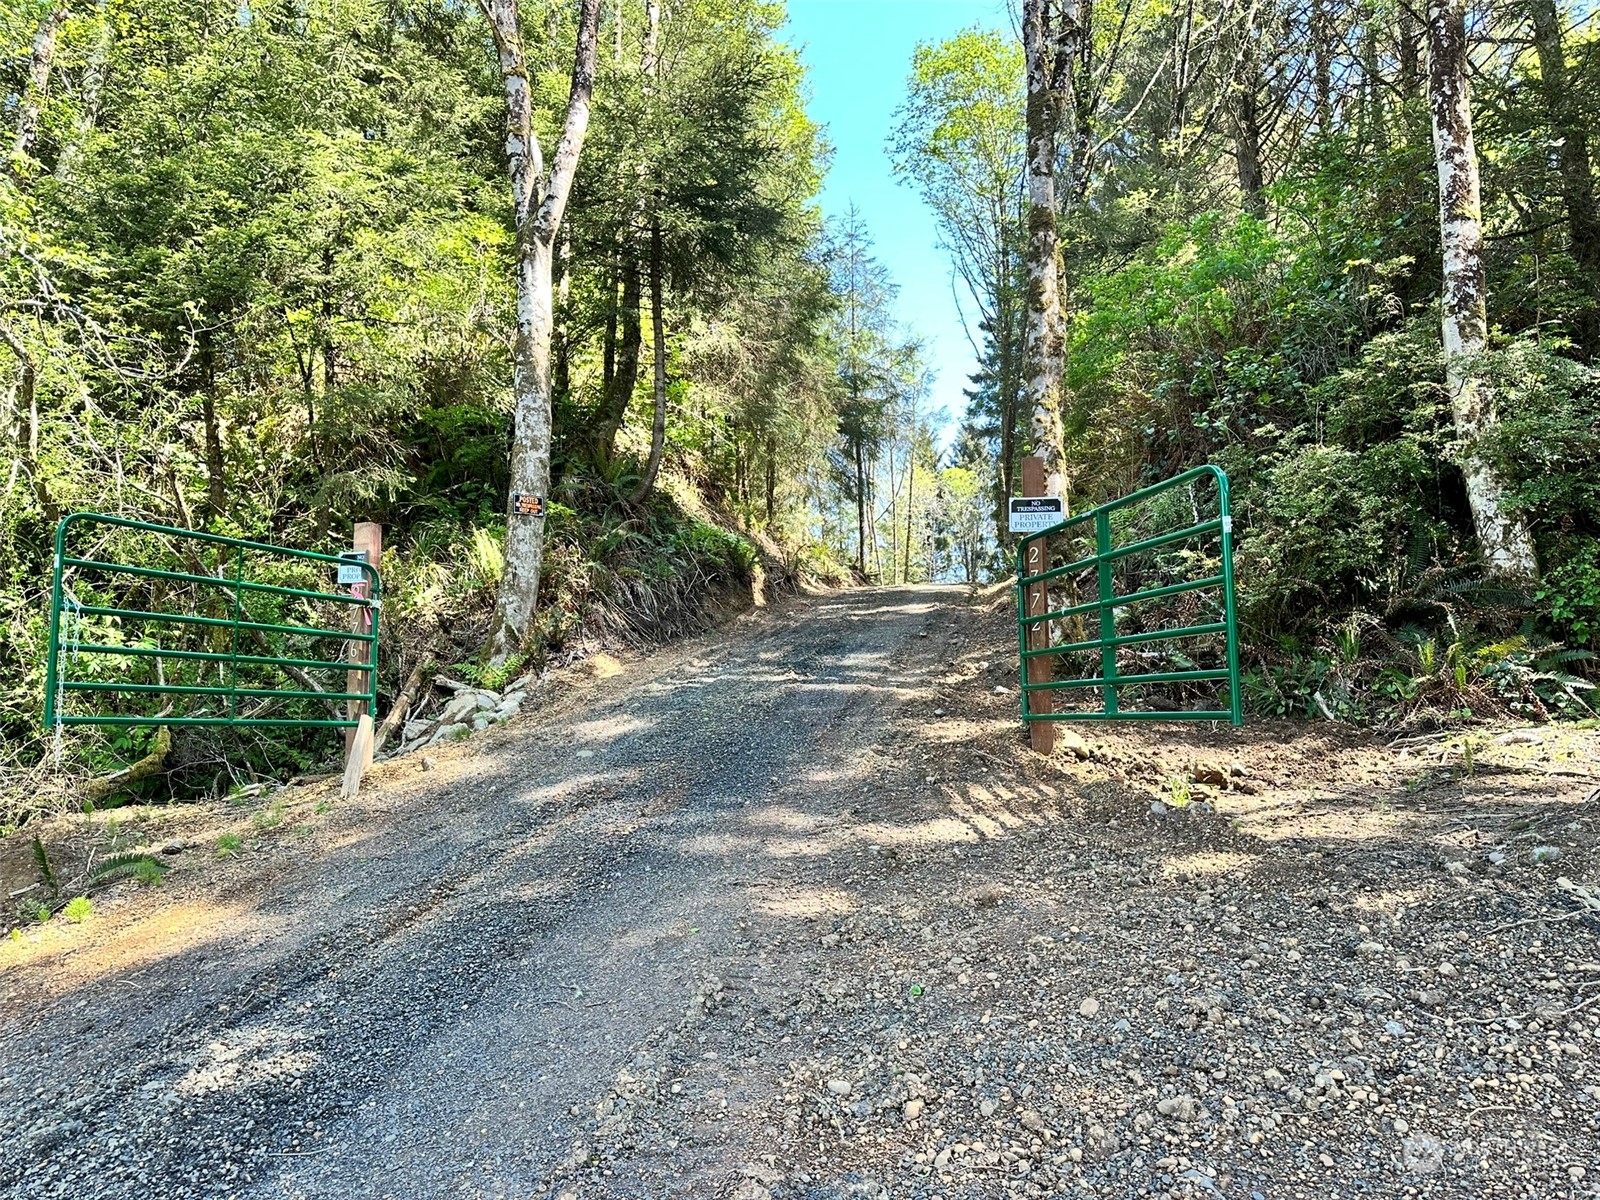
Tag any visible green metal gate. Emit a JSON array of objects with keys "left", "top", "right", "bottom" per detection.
[
  {"left": 1015, "top": 465, "right": 1242, "bottom": 725},
  {"left": 44, "top": 513, "right": 380, "bottom": 731}
]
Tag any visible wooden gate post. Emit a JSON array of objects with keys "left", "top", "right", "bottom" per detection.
[
  {"left": 342, "top": 522, "right": 381, "bottom": 796},
  {"left": 1021, "top": 457, "right": 1054, "bottom": 755}
]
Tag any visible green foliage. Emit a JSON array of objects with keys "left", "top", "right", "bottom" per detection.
[
  {"left": 61, "top": 896, "right": 93, "bottom": 923},
  {"left": 1538, "top": 540, "right": 1600, "bottom": 648},
  {"left": 1475, "top": 340, "right": 1600, "bottom": 528},
  {"left": 251, "top": 803, "right": 286, "bottom": 832},
  {"left": 90, "top": 853, "right": 170, "bottom": 887},
  {"left": 0, "top": 0, "right": 847, "bottom": 819},
  {"left": 30, "top": 835, "right": 58, "bottom": 897},
  {"left": 670, "top": 523, "right": 756, "bottom": 575},
  {"left": 215, "top": 833, "right": 244, "bottom": 857}
]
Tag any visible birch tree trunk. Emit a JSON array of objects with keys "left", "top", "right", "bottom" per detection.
[
  {"left": 9, "top": 6, "right": 68, "bottom": 178},
  {"left": 1425, "top": 0, "right": 1537, "bottom": 576},
  {"left": 1021, "top": 0, "right": 1074, "bottom": 502},
  {"left": 482, "top": 0, "right": 603, "bottom": 663}
]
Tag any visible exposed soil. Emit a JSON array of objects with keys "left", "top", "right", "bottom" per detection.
[{"left": 3, "top": 584, "right": 1599, "bottom": 1200}]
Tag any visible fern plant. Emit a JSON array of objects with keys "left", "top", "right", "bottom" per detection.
[
  {"left": 31, "top": 836, "right": 58, "bottom": 897},
  {"left": 90, "top": 853, "right": 170, "bottom": 887}
]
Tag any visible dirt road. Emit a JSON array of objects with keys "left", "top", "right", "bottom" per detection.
[{"left": 4, "top": 585, "right": 1599, "bottom": 1200}]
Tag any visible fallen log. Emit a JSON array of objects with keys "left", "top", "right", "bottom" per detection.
[
  {"left": 82, "top": 725, "right": 171, "bottom": 806},
  {"left": 376, "top": 654, "right": 434, "bottom": 752}
]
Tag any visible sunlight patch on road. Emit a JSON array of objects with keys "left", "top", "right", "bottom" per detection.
[
  {"left": 1347, "top": 886, "right": 1431, "bottom": 917},
  {"left": 757, "top": 887, "right": 858, "bottom": 919},
  {"left": 743, "top": 805, "right": 843, "bottom": 832},
  {"left": 0, "top": 902, "right": 259, "bottom": 999},
  {"left": 563, "top": 714, "right": 654, "bottom": 745},
  {"left": 1160, "top": 850, "right": 1255, "bottom": 879},
  {"left": 174, "top": 1023, "right": 320, "bottom": 1098}
]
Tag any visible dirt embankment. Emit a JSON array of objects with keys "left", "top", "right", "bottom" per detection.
[{"left": 3, "top": 584, "right": 1598, "bottom": 1200}]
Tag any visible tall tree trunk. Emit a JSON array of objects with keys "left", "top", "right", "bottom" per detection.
[
  {"left": 1425, "top": 0, "right": 1536, "bottom": 575},
  {"left": 483, "top": 0, "right": 603, "bottom": 663},
  {"left": 627, "top": 1, "right": 665, "bottom": 504},
  {"left": 887, "top": 444, "right": 900, "bottom": 585},
  {"left": 8, "top": 6, "right": 68, "bottom": 178},
  {"left": 594, "top": 251, "right": 642, "bottom": 464},
  {"left": 1397, "top": 4, "right": 1422, "bottom": 93},
  {"left": 1360, "top": 19, "right": 1387, "bottom": 154},
  {"left": 764, "top": 434, "right": 776, "bottom": 525},
  {"left": 1232, "top": 37, "right": 1267, "bottom": 216},
  {"left": 552, "top": 223, "right": 573, "bottom": 409},
  {"left": 903, "top": 451, "right": 914, "bottom": 584},
  {"left": 1311, "top": 0, "right": 1334, "bottom": 136},
  {"left": 853, "top": 437, "right": 867, "bottom": 576},
  {"left": 602, "top": 238, "right": 620, "bottom": 392},
  {"left": 867, "top": 462, "right": 883, "bottom": 580},
  {"left": 1526, "top": 0, "right": 1600, "bottom": 299},
  {"left": 0, "top": 322, "right": 58, "bottom": 524},
  {"left": 1022, "top": 0, "right": 1074, "bottom": 502},
  {"left": 629, "top": 213, "right": 668, "bottom": 504},
  {"left": 995, "top": 253, "right": 1020, "bottom": 545}
]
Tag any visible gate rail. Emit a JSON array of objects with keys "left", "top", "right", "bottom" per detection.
[
  {"left": 1015, "top": 464, "right": 1242, "bottom": 725},
  {"left": 44, "top": 513, "right": 379, "bottom": 730}
]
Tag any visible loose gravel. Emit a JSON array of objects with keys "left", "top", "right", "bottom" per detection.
[{"left": 3, "top": 585, "right": 1598, "bottom": 1200}]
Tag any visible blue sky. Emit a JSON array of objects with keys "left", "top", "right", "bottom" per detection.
[{"left": 781, "top": 0, "right": 1012, "bottom": 447}]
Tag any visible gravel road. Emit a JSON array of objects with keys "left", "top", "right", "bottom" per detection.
[
  {"left": 5, "top": 584, "right": 1599, "bottom": 1200},
  {"left": 1, "top": 586, "right": 961, "bottom": 1199}
]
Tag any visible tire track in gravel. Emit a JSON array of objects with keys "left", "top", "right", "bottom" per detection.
[{"left": 0, "top": 586, "right": 956, "bottom": 1200}]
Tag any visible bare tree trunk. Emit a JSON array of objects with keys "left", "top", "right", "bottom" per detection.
[
  {"left": 764, "top": 434, "right": 776, "bottom": 525},
  {"left": 629, "top": 213, "right": 668, "bottom": 504},
  {"left": 1310, "top": 0, "right": 1334, "bottom": 135},
  {"left": 903, "top": 451, "right": 914, "bottom": 584},
  {"left": 853, "top": 437, "right": 867, "bottom": 576},
  {"left": 9, "top": 6, "right": 68, "bottom": 178},
  {"left": 601, "top": 239, "right": 620, "bottom": 392},
  {"left": 596, "top": 0, "right": 660, "bottom": 471},
  {"left": 1022, "top": 0, "right": 1075, "bottom": 502},
  {"left": 868, "top": 462, "right": 883, "bottom": 580},
  {"left": 0, "top": 321, "right": 59, "bottom": 524},
  {"left": 552, "top": 223, "right": 574, "bottom": 408},
  {"left": 995, "top": 246, "right": 1020, "bottom": 545},
  {"left": 1232, "top": 35, "right": 1267, "bottom": 216},
  {"left": 483, "top": 0, "right": 603, "bottom": 664},
  {"left": 1425, "top": 0, "right": 1536, "bottom": 576},
  {"left": 889, "top": 452, "right": 902, "bottom": 583},
  {"left": 1397, "top": 4, "right": 1422, "bottom": 93},
  {"left": 594, "top": 252, "right": 641, "bottom": 463}
]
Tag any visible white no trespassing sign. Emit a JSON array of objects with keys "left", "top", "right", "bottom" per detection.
[{"left": 1009, "top": 496, "right": 1065, "bottom": 534}]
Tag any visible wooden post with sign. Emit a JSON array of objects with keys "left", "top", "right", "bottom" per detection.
[
  {"left": 342, "top": 522, "right": 381, "bottom": 798},
  {"left": 1021, "top": 457, "right": 1054, "bottom": 755}
]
